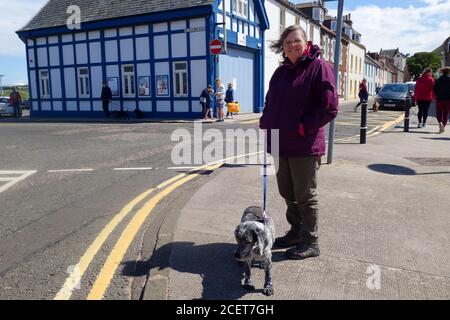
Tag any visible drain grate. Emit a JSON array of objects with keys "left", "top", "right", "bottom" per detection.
[{"left": 406, "top": 157, "right": 450, "bottom": 166}]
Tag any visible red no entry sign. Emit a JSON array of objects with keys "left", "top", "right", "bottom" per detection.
[{"left": 209, "top": 39, "right": 223, "bottom": 54}]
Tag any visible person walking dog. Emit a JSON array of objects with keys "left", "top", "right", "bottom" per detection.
[
  {"left": 260, "top": 25, "right": 338, "bottom": 260},
  {"left": 354, "top": 79, "right": 368, "bottom": 112}
]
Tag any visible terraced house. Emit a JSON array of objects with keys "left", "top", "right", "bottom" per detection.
[{"left": 16, "top": 0, "right": 269, "bottom": 118}]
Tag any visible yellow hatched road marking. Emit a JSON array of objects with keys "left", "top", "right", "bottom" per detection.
[
  {"left": 86, "top": 162, "right": 223, "bottom": 300},
  {"left": 54, "top": 186, "right": 157, "bottom": 300}
]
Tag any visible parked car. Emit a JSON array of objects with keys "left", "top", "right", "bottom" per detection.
[
  {"left": 373, "top": 83, "right": 413, "bottom": 111},
  {"left": 0, "top": 96, "right": 22, "bottom": 117}
]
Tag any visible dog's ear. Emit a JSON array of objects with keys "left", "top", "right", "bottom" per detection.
[{"left": 253, "top": 227, "right": 265, "bottom": 256}]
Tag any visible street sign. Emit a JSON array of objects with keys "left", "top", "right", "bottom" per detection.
[{"left": 210, "top": 39, "right": 223, "bottom": 54}]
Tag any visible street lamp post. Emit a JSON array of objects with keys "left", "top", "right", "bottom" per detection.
[{"left": 323, "top": 0, "right": 345, "bottom": 164}]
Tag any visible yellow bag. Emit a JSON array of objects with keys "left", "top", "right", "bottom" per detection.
[{"left": 227, "top": 102, "right": 240, "bottom": 113}]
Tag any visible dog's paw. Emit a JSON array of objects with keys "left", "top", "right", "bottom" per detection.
[{"left": 263, "top": 285, "right": 274, "bottom": 296}]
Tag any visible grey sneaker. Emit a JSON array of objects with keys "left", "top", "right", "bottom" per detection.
[
  {"left": 422, "top": 123, "right": 426, "bottom": 128},
  {"left": 285, "top": 243, "right": 320, "bottom": 260},
  {"left": 418, "top": 123, "right": 422, "bottom": 128}
]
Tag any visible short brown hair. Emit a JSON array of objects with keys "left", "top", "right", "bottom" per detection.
[
  {"left": 440, "top": 66, "right": 450, "bottom": 76},
  {"left": 269, "top": 25, "right": 308, "bottom": 61}
]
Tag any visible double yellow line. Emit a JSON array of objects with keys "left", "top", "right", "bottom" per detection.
[{"left": 55, "top": 154, "right": 259, "bottom": 300}]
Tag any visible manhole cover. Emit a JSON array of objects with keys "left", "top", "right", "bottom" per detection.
[{"left": 406, "top": 158, "right": 450, "bottom": 166}]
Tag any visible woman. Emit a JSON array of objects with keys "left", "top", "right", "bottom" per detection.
[
  {"left": 260, "top": 25, "right": 338, "bottom": 260},
  {"left": 434, "top": 67, "right": 450, "bottom": 133},
  {"left": 414, "top": 68, "right": 435, "bottom": 128},
  {"left": 214, "top": 78, "right": 225, "bottom": 122}
]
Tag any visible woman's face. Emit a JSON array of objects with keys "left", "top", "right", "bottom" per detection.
[{"left": 283, "top": 30, "right": 307, "bottom": 64}]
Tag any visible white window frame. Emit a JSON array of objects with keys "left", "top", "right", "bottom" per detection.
[
  {"left": 232, "top": 0, "right": 248, "bottom": 18},
  {"left": 173, "top": 61, "right": 188, "bottom": 97},
  {"left": 39, "top": 70, "right": 50, "bottom": 99},
  {"left": 331, "top": 39, "right": 335, "bottom": 63},
  {"left": 77, "top": 67, "right": 90, "bottom": 98},
  {"left": 122, "top": 64, "right": 135, "bottom": 97},
  {"left": 323, "top": 35, "right": 329, "bottom": 60}
]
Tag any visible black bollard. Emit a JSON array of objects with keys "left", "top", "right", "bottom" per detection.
[
  {"left": 360, "top": 101, "right": 367, "bottom": 144},
  {"left": 404, "top": 96, "right": 411, "bottom": 132}
]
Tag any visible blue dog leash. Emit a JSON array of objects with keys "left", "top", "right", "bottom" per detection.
[{"left": 263, "top": 133, "right": 268, "bottom": 221}]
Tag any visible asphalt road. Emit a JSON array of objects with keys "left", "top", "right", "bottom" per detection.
[{"left": 0, "top": 97, "right": 404, "bottom": 299}]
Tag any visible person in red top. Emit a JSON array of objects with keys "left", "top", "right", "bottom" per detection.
[
  {"left": 9, "top": 87, "right": 22, "bottom": 118},
  {"left": 414, "top": 68, "right": 435, "bottom": 128}
]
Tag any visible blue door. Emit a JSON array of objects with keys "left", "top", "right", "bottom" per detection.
[{"left": 218, "top": 48, "right": 255, "bottom": 113}]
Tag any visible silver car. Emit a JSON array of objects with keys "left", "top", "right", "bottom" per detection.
[{"left": 0, "top": 96, "right": 22, "bottom": 117}]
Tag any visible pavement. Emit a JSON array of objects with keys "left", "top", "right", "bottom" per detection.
[{"left": 143, "top": 110, "right": 450, "bottom": 300}]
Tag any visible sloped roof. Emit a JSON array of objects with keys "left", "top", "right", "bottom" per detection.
[
  {"left": 380, "top": 49, "right": 398, "bottom": 58},
  {"left": 18, "top": 0, "right": 215, "bottom": 32}
]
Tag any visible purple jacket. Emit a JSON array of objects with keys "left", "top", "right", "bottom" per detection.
[{"left": 260, "top": 45, "right": 338, "bottom": 157}]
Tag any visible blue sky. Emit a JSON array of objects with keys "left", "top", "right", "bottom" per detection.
[{"left": 0, "top": 0, "right": 449, "bottom": 86}]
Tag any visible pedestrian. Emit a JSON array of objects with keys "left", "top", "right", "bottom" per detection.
[
  {"left": 259, "top": 25, "right": 338, "bottom": 260},
  {"left": 414, "top": 67, "right": 435, "bottom": 128},
  {"left": 101, "top": 81, "right": 112, "bottom": 118},
  {"left": 200, "top": 85, "right": 213, "bottom": 120},
  {"left": 9, "top": 87, "right": 22, "bottom": 118},
  {"left": 354, "top": 79, "right": 369, "bottom": 112},
  {"left": 434, "top": 66, "right": 450, "bottom": 133},
  {"left": 225, "top": 82, "right": 235, "bottom": 119},
  {"left": 215, "top": 78, "right": 225, "bottom": 122}
]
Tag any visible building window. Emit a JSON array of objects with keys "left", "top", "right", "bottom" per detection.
[
  {"left": 351, "top": 54, "right": 353, "bottom": 72},
  {"left": 39, "top": 70, "right": 50, "bottom": 99},
  {"left": 173, "top": 61, "right": 188, "bottom": 97},
  {"left": 331, "top": 39, "right": 335, "bottom": 63},
  {"left": 280, "top": 9, "right": 286, "bottom": 35},
  {"left": 331, "top": 21, "right": 337, "bottom": 32},
  {"left": 122, "top": 65, "right": 135, "bottom": 97},
  {"left": 232, "top": 0, "right": 248, "bottom": 18},
  {"left": 77, "top": 67, "right": 90, "bottom": 98},
  {"left": 312, "top": 7, "right": 324, "bottom": 23},
  {"left": 323, "top": 36, "right": 329, "bottom": 60}
]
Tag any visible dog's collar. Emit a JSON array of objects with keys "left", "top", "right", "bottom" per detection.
[{"left": 256, "top": 217, "right": 269, "bottom": 224}]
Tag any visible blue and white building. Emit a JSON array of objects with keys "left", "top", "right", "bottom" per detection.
[{"left": 16, "top": 0, "right": 269, "bottom": 118}]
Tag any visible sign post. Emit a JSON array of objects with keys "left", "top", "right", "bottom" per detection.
[{"left": 324, "top": 0, "right": 345, "bottom": 164}]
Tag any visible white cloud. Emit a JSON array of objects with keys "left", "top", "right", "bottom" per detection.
[
  {"left": 328, "top": 0, "right": 450, "bottom": 55},
  {"left": 0, "top": 0, "right": 47, "bottom": 56}
]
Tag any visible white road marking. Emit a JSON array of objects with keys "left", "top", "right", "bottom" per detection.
[
  {"left": 167, "top": 167, "right": 200, "bottom": 170},
  {"left": 0, "top": 170, "right": 37, "bottom": 194},
  {"left": 48, "top": 169, "right": 94, "bottom": 173},
  {"left": 113, "top": 167, "right": 153, "bottom": 171}
]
